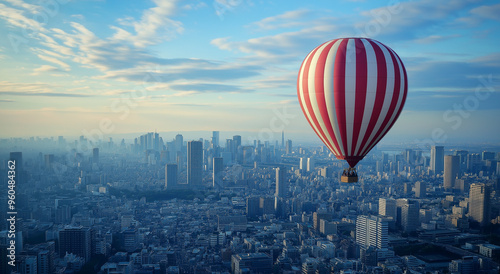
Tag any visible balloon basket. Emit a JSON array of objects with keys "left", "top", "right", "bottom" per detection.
[{"left": 341, "top": 167, "right": 358, "bottom": 183}]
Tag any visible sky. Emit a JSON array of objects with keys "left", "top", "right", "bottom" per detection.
[{"left": 0, "top": 0, "right": 499, "bottom": 145}]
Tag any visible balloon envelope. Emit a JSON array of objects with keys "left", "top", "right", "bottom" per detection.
[{"left": 297, "top": 38, "right": 408, "bottom": 167}]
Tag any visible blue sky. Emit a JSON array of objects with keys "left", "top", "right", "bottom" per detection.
[{"left": 0, "top": 0, "right": 499, "bottom": 144}]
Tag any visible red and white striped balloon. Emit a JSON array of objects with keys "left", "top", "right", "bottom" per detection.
[{"left": 297, "top": 38, "right": 408, "bottom": 167}]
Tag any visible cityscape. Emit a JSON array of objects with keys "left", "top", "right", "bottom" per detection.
[
  {"left": 1, "top": 0, "right": 500, "bottom": 273},
  {"left": 1, "top": 132, "right": 499, "bottom": 273}
]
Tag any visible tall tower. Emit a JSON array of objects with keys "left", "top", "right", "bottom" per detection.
[
  {"left": 285, "top": 140, "right": 292, "bottom": 154},
  {"left": 92, "top": 148, "right": 99, "bottom": 164},
  {"left": 415, "top": 181, "right": 426, "bottom": 198},
  {"left": 430, "top": 146, "right": 444, "bottom": 175},
  {"left": 443, "top": 155, "right": 460, "bottom": 190},
  {"left": 469, "top": 183, "right": 491, "bottom": 226},
  {"left": 165, "top": 164, "right": 178, "bottom": 190},
  {"left": 281, "top": 131, "right": 284, "bottom": 148},
  {"left": 355, "top": 215, "right": 388, "bottom": 249},
  {"left": 275, "top": 167, "right": 286, "bottom": 198},
  {"left": 187, "top": 141, "right": 203, "bottom": 186},
  {"left": 401, "top": 200, "right": 420, "bottom": 232},
  {"left": 175, "top": 134, "right": 183, "bottom": 153},
  {"left": 212, "top": 131, "right": 220, "bottom": 147},
  {"left": 59, "top": 226, "right": 91, "bottom": 263},
  {"left": 307, "top": 157, "right": 315, "bottom": 172},
  {"left": 378, "top": 198, "right": 397, "bottom": 220},
  {"left": 213, "top": 157, "right": 224, "bottom": 188}
]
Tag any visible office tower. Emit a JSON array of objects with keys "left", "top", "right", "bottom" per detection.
[
  {"left": 259, "top": 197, "right": 274, "bottom": 215},
  {"left": 59, "top": 226, "right": 91, "bottom": 263},
  {"left": 246, "top": 197, "right": 260, "bottom": 218},
  {"left": 92, "top": 148, "right": 99, "bottom": 164},
  {"left": 467, "top": 153, "right": 481, "bottom": 174},
  {"left": 212, "top": 131, "right": 220, "bottom": 147},
  {"left": 285, "top": 139, "right": 292, "bottom": 154},
  {"left": 165, "top": 164, "right": 178, "bottom": 190},
  {"left": 469, "top": 183, "right": 491, "bottom": 226},
  {"left": 231, "top": 253, "right": 272, "bottom": 274},
  {"left": 443, "top": 155, "right": 460, "bottom": 190},
  {"left": 44, "top": 154, "right": 54, "bottom": 169},
  {"left": 401, "top": 200, "right": 420, "bottom": 232},
  {"left": 415, "top": 181, "right": 426, "bottom": 198},
  {"left": 213, "top": 157, "right": 223, "bottom": 188},
  {"left": 21, "top": 256, "right": 37, "bottom": 274},
  {"left": 281, "top": 131, "right": 284, "bottom": 148},
  {"left": 482, "top": 151, "right": 495, "bottom": 161},
  {"left": 313, "top": 212, "right": 332, "bottom": 231},
  {"left": 356, "top": 215, "right": 388, "bottom": 249},
  {"left": 307, "top": 157, "right": 315, "bottom": 172},
  {"left": 232, "top": 135, "right": 241, "bottom": 150},
  {"left": 454, "top": 150, "right": 468, "bottom": 171},
  {"left": 175, "top": 134, "right": 183, "bottom": 152},
  {"left": 187, "top": 141, "right": 203, "bottom": 186},
  {"left": 275, "top": 167, "right": 287, "bottom": 198},
  {"left": 430, "top": 146, "right": 444, "bottom": 174},
  {"left": 379, "top": 198, "right": 397, "bottom": 220},
  {"left": 299, "top": 157, "right": 306, "bottom": 170}
]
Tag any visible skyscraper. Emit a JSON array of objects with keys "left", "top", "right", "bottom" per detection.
[
  {"left": 444, "top": 155, "right": 460, "bottom": 190},
  {"left": 275, "top": 167, "right": 286, "bottom": 198},
  {"left": 401, "top": 200, "right": 420, "bottom": 232},
  {"left": 59, "top": 226, "right": 91, "bottom": 263},
  {"left": 212, "top": 131, "right": 220, "bottom": 147},
  {"left": 469, "top": 183, "right": 491, "bottom": 226},
  {"left": 430, "top": 146, "right": 444, "bottom": 174},
  {"left": 307, "top": 157, "right": 315, "bottom": 172},
  {"left": 213, "top": 157, "right": 223, "bottom": 188},
  {"left": 92, "top": 148, "right": 99, "bottom": 164},
  {"left": 379, "top": 198, "right": 397, "bottom": 220},
  {"left": 175, "top": 134, "right": 183, "bottom": 153},
  {"left": 187, "top": 141, "right": 203, "bottom": 186},
  {"left": 165, "top": 164, "right": 178, "bottom": 190},
  {"left": 356, "top": 215, "right": 388, "bottom": 249},
  {"left": 285, "top": 139, "right": 292, "bottom": 154},
  {"left": 415, "top": 181, "right": 426, "bottom": 198}
]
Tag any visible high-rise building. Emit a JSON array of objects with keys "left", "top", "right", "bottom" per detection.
[
  {"left": 313, "top": 212, "right": 332, "bottom": 231},
  {"left": 469, "top": 183, "right": 491, "bottom": 226},
  {"left": 187, "top": 141, "right": 203, "bottom": 186},
  {"left": 212, "top": 131, "right": 220, "bottom": 147},
  {"left": 92, "top": 148, "right": 99, "bottom": 164},
  {"left": 415, "top": 181, "right": 426, "bottom": 198},
  {"left": 175, "top": 134, "right": 183, "bottom": 153},
  {"left": 231, "top": 253, "right": 272, "bottom": 274},
  {"left": 275, "top": 167, "right": 286, "bottom": 198},
  {"left": 444, "top": 155, "right": 460, "bottom": 190},
  {"left": 285, "top": 140, "right": 292, "bottom": 154},
  {"left": 307, "top": 157, "right": 315, "bottom": 172},
  {"left": 467, "top": 153, "right": 481, "bottom": 174},
  {"left": 430, "top": 146, "right": 444, "bottom": 174},
  {"left": 246, "top": 197, "right": 260, "bottom": 218},
  {"left": 379, "top": 198, "right": 397, "bottom": 220},
  {"left": 165, "top": 164, "right": 178, "bottom": 190},
  {"left": 356, "top": 215, "right": 388, "bottom": 249},
  {"left": 401, "top": 200, "right": 420, "bottom": 232},
  {"left": 213, "top": 157, "right": 223, "bottom": 188},
  {"left": 59, "top": 226, "right": 91, "bottom": 263}
]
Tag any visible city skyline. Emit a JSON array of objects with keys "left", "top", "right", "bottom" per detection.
[{"left": 0, "top": 0, "right": 499, "bottom": 143}]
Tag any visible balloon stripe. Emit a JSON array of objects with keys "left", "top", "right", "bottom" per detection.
[
  {"left": 333, "top": 39, "right": 349, "bottom": 156},
  {"left": 351, "top": 38, "right": 367, "bottom": 156},
  {"left": 324, "top": 39, "right": 346, "bottom": 156},
  {"left": 360, "top": 40, "right": 401, "bottom": 155},
  {"left": 344, "top": 39, "right": 357, "bottom": 156},
  {"left": 356, "top": 40, "right": 387, "bottom": 156},
  {"left": 354, "top": 39, "right": 377, "bottom": 156},
  {"left": 314, "top": 40, "right": 342, "bottom": 156},
  {"left": 300, "top": 42, "right": 337, "bottom": 154},
  {"left": 309, "top": 41, "right": 340, "bottom": 155}
]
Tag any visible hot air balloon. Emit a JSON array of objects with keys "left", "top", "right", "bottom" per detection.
[{"left": 297, "top": 38, "right": 408, "bottom": 183}]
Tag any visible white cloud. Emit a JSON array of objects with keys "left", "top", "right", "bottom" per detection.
[
  {"left": 414, "top": 34, "right": 461, "bottom": 44},
  {"left": 470, "top": 3, "right": 500, "bottom": 21},
  {"left": 31, "top": 65, "right": 59, "bottom": 75},
  {"left": 37, "top": 54, "right": 71, "bottom": 71},
  {"left": 249, "top": 9, "right": 312, "bottom": 31}
]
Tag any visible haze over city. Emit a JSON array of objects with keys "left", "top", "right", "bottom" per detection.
[
  {"left": 1, "top": 0, "right": 500, "bottom": 274},
  {"left": 0, "top": 0, "right": 499, "bottom": 143}
]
